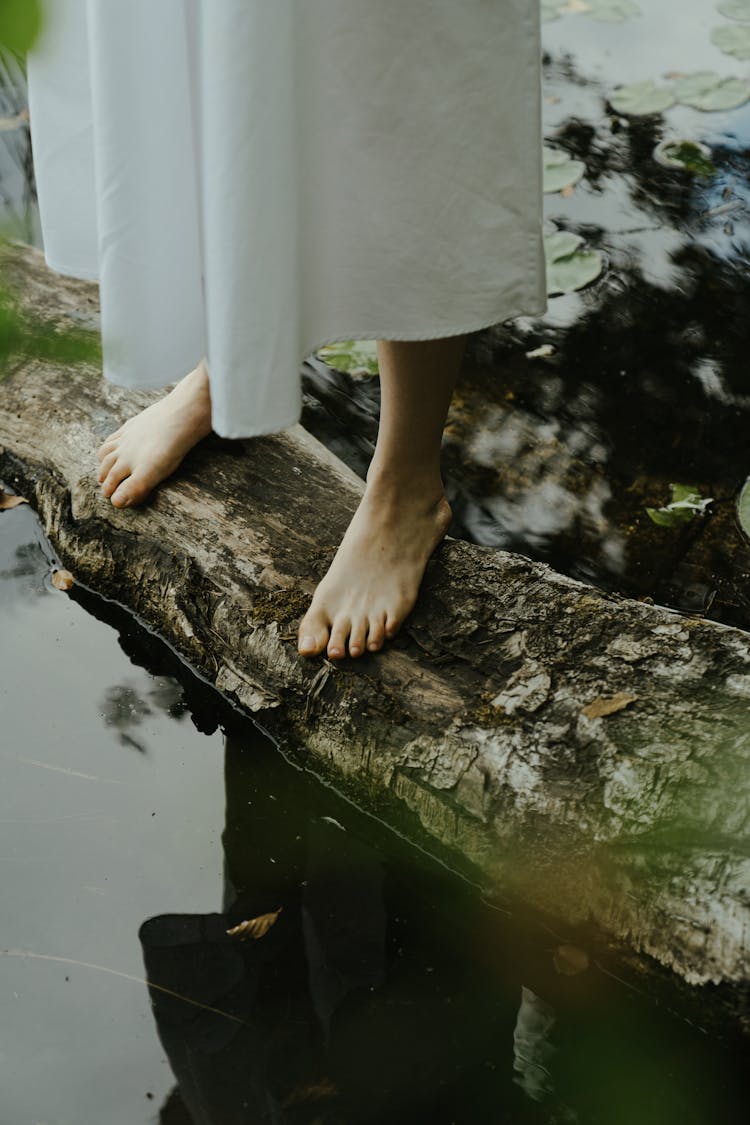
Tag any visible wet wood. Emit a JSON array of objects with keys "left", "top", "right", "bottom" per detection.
[{"left": 1, "top": 244, "right": 748, "bottom": 1031}]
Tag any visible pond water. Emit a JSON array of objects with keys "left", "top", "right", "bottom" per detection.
[
  {"left": 2, "top": 1, "right": 750, "bottom": 1121},
  {"left": 1, "top": 499, "right": 748, "bottom": 1124}
]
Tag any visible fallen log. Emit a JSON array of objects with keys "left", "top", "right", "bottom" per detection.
[{"left": 1, "top": 244, "right": 749, "bottom": 1031}]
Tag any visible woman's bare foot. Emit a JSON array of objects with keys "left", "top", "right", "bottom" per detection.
[
  {"left": 96, "top": 360, "right": 213, "bottom": 507},
  {"left": 297, "top": 474, "right": 452, "bottom": 659}
]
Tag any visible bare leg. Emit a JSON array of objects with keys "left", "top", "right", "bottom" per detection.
[
  {"left": 297, "top": 335, "right": 465, "bottom": 659},
  {"left": 96, "top": 359, "right": 213, "bottom": 507}
]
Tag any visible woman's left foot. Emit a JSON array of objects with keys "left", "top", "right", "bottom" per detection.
[{"left": 297, "top": 477, "right": 452, "bottom": 659}]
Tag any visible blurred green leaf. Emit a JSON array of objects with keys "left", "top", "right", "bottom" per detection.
[
  {"left": 317, "top": 339, "right": 379, "bottom": 376},
  {"left": 0, "top": 0, "right": 42, "bottom": 53},
  {"left": 0, "top": 282, "right": 101, "bottom": 379}
]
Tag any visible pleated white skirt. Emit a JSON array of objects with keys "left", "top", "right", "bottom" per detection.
[{"left": 27, "top": 0, "right": 546, "bottom": 439}]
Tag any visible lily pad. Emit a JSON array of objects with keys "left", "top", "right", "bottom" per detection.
[
  {"left": 541, "top": 0, "right": 565, "bottom": 22},
  {"left": 543, "top": 146, "right": 586, "bottom": 194},
  {"left": 653, "top": 139, "right": 716, "bottom": 176},
  {"left": 711, "top": 23, "right": 750, "bottom": 58},
  {"left": 738, "top": 477, "right": 750, "bottom": 540},
  {"left": 586, "top": 0, "right": 641, "bottom": 22},
  {"left": 317, "top": 339, "right": 379, "bottom": 376},
  {"left": 717, "top": 0, "right": 750, "bottom": 21},
  {"left": 544, "top": 230, "right": 604, "bottom": 296},
  {"left": 609, "top": 80, "right": 675, "bottom": 116},
  {"left": 646, "top": 484, "right": 713, "bottom": 528},
  {"left": 674, "top": 70, "right": 750, "bottom": 109}
]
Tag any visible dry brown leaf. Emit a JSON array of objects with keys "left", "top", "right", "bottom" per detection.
[
  {"left": 581, "top": 691, "right": 637, "bottom": 719},
  {"left": 226, "top": 906, "right": 282, "bottom": 941},
  {"left": 51, "top": 568, "right": 75, "bottom": 591},
  {"left": 282, "top": 1078, "right": 338, "bottom": 1109},
  {"left": 553, "top": 944, "right": 590, "bottom": 976},
  {"left": 560, "top": 184, "right": 575, "bottom": 198},
  {"left": 0, "top": 488, "right": 28, "bottom": 510}
]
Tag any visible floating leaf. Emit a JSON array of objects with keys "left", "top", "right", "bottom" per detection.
[
  {"left": 581, "top": 692, "right": 637, "bottom": 719},
  {"left": 609, "top": 80, "right": 675, "bottom": 116},
  {"left": 737, "top": 477, "right": 750, "bottom": 540},
  {"left": 646, "top": 483, "right": 713, "bottom": 528},
  {"left": 0, "top": 487, "right": 28, "bottom": 510},
  {"left": 227, "top": 906, "right": 283, "bottom": 941},
  {"left": 543, "top": 146, "right": 586, "bottom": 194},
  {"left": 317, "top": 339, "right": 379, "bottom": 376},
  {"left": 544, "top": 230, "right": 604, "bottom": 296},
  {"left": 586, "top": 0, "right": 641, "bottom": 22},
  {"left": 553, "top": 944, "right": 591, "bottom": 974},
  {"left": 653, "top": 139, "right": 716, "bottom": 176},
  {"left": 673, "top": 70, "right": 750, "bottom": 110},
  {"left": 717, "top": 0, "right": 750, "bottom": 21},
  {"left": 541, "top": 0, "right": 566, "bottom": 22},
  {"left": 51, "top": 568, "right": 74, "bottom": 591},
  {"left": 711, "top": 23, "right": 750, "bottom": 58}
]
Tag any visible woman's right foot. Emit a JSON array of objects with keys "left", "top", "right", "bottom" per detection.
[{"left": 96, "top": 359, "right": 213, "bottom": 507}]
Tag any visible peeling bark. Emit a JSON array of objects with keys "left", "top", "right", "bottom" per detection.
[{"left": 1, "top": 245, "right": 749, "bottom": 1030}]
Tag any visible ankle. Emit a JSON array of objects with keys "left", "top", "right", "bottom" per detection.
[{"left": 365, "top": 463, "right": 447, "bottom": 510}]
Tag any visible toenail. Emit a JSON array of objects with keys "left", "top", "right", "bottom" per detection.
[
  {"left": 350, "top": 646, "right": 362, "bottom": 656},
  {"left": 368, "top": 641, "right": 380, "bottom": 651},
  {"left": 299, "top": 635, "right": 316, "bottom": 653},
  {"left": 329, "top": 647, "right": 342, "bottom": 658}
]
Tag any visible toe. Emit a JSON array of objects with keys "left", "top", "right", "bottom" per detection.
[
  {"left": 110, "top": 471, "right": 151, "bottom": 508},
  {"left": 385, "top": 612, "right": 403, "bottom": 640},
  {"left": 367, "top": 614, "right": 387, "bottom": 652},
  {"left": 101, "top": 460, "right": 131, "bottom": 499},
  {"left": 97, "top": 452, "right": 117, "bottom": 482},
  {"left": 348, "top": 617, "right": 368, "bottom": 658},
  {"left": 327, "top": 616, "right": 351, "bottom": 660},
  {"left": 97, "top": 439, "right": 118, "bottom": 463},
  {"left": 297, "top": 609, "right": 330, "bottom": 657}
]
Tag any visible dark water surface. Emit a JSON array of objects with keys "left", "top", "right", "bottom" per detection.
[{"left": 1, "top": 500, "right": 748, "bottom": 1124}]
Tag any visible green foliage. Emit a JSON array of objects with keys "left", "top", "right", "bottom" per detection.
[
  {"left": 646, "top": 484, "right": 713, "bottom": 528},
  {"left": 316, "top": 339, "right": 379, "bottom": 376},
  {"left": 0, "top": 284, "right": 101, "bottom": 380},
  {"left": 0, "top": 0, "right": 42, "bottom": 53}
]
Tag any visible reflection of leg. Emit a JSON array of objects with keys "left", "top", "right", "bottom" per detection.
[
  {"left": 301, "top": 819, "right": 387, "bottom": 1040},
  {"left": 298, "top": 336, "right": 465, "bottom": 660},
  {"left": 139, "top": 911, "right": 323, "bottom": 1124}
]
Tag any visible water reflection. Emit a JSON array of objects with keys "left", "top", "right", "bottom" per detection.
[{"left": 136, "top": 732, "right": 748, "bottom": 1125}]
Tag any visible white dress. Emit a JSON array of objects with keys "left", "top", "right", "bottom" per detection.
[{"left": 27, "top": 0, "right": 546, "bottom": 440}]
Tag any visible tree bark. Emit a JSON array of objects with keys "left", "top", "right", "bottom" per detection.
[{"left": 2, "top": 244, "right": 748, "bottom": 1031}]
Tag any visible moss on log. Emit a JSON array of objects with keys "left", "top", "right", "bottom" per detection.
[{"left": 1, "top": 244, "right": 748, "bottom": 1031}]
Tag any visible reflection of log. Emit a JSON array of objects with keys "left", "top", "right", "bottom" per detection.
[{"left": 1, "top": 244, "right": 749, "bottom": 1030}]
